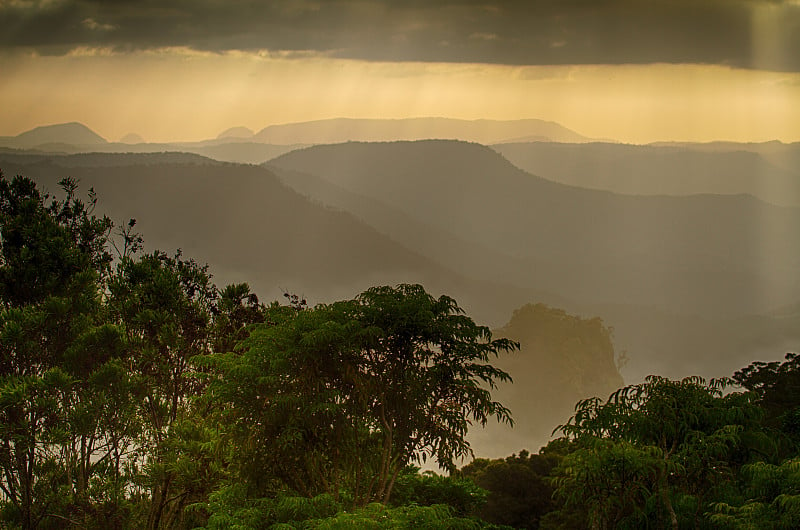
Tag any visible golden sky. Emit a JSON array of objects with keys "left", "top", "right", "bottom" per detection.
[
  {"left": 1, "top": 0, "right": 799, "bottom": 144},
  {"left": 1, "top": 49, "right": 798, "bottom": 144}
]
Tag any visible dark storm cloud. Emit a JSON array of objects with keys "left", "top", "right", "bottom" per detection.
[{"left": 1, "top": 0, "right": 799, "bottom": 71}]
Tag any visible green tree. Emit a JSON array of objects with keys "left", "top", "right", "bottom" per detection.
[
  {"left": 197, "top": 484, "right": 503, "bottom": 530},
  {"left": 709, "top": 457, "right": 800, "bottom": 529},
  {"left": 551, "top": 376, "right": 765, "bottom": 530},
  {"left": 460, "top": 450, "right": 560, "bottom": 529},
  {"left": 106, "top": 252, "right": 266, "bottom": 529},
  {"left": 734, "top": 353, "right": 800, "bottom": 456},
  {"left": 546, "top": 439, "right": 662, "bottom": 529},
  {"left": 203, "top": 284, "right": 517, "bottom": 506},
  {"left": 210, "top": 283, "right": 265, "bottom": 354},
  {"left": 389, "top": 466, "right": 488, "bottom": 516},
  {"left": 107, "top": 251, "right": 219, "bottom": 529},
  {"left": 0, "top": 174, "right": 130, "bottom": 528},
  {"left": 0, "top": 174, "right": 273, "bottom": 529}
]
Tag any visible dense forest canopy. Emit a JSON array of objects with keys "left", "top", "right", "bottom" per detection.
[{"left": 1, "top": 172, "right": 800, "bottom": 529}]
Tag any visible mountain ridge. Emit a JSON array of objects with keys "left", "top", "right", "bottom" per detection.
[{"left": 254, "top": 117, "right": 592, "bottom": 144}]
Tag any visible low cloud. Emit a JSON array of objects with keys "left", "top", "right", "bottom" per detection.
[
  {"left": 0, "top": 0, "right": 798, "bottom": 71},
  {"left": 0, "top": 0, "right": 64, "bottom": 10},
  {"left": 81, "top": 17, "right": 116, "bottom": 32}
]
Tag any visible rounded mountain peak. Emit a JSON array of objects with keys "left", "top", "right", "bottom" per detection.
[
  {"left": 217, "top": 126, "right": 254, "bottom": 139},
  {"left": 15, "top": 122, "right": 107, "bottom": 148}
]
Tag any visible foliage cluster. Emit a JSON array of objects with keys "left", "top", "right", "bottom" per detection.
[
  {"left": 457, "top": 364, "right": 800, "bottom": 530},
  {"left": 459, "top": 450, "right": 559, "bottom": 529}
]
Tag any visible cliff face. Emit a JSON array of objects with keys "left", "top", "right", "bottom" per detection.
[{"left": 469, "top": 304, "right": 624, "bottom": 458}]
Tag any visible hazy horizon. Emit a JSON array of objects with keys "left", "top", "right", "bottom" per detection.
[{"left": 4, "top": 110, "right": 800, "bottom": 147}]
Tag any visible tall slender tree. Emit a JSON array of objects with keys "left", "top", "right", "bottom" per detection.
[{"left": 0, "top": 174, "right": 127, "bottom": 528}]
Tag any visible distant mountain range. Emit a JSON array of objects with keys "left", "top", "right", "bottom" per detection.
[
  {"left": 5, "top": 122, "right": 797, "bottom": 207},
  {"left": 251, "top": 117, "right": 593, "bottom": 144},
  {"left": 0, "top": 118, "right": 592, "bottom": 157},
  {"left": 0, "top": 128, "right": 304, "bottom": 166},
  {"left": 265, "top": 139, "right": 800, "bottom": 386}
]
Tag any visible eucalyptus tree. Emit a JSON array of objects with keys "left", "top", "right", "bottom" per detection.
[
  {"left": 203, "top": 284, "right": 518, "bottom": 506},
  {"left": 107, "top": 250, "right": 220, "bottom": 529},
  {"left": 0, "top": 174, "right": 131, "bottom": 528}
]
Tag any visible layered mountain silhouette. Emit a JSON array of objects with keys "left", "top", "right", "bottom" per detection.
[
  {"left": 0, "top": 126, "right": 303, "bottom": 166},
  {"left": 493, "top": 141, "right": 800, "bottom": 207},
  {"left": 651, "top": 141, "right": 800, "bottom": 182},
  {"left": 0, "top": 118, "right": 590, "bottom": 161},
  {"left": 268, "top": 140, "right": 800, "bottom": 317},
  {"left": 0, "top": 151, "right": 554, "bottom": 326},
  {"left": 170, "top": 142, "right": 303, "bottom": 164}
]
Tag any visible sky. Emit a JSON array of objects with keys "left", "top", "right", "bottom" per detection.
[{"left": 1, "top": 0, "right": 799, "bottom": 143}]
